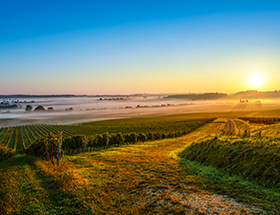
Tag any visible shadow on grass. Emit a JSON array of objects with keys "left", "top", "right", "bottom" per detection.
[
  {"left": 25, "top": 155, "right": 91, "bottom": 214},
  {"left": 0, "top": 153, "right": 29, "bottom": 169}
]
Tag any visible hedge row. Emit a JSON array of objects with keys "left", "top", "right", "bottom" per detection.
[{"left": 61, "top": 130, "right": 191, "bottom": 151}]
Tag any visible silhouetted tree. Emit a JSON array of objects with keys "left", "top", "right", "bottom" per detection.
[
  {"left": 47, "top": 107, "right": 54, "bottom": 111},
  {"left": 25, "top": 105, "right": 32, "bottom": 111},
  {"left": 34, "top": 105, "right": 45, "bottom": 111}
]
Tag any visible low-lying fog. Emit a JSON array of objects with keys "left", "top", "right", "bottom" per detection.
[{"left": 0, "top": 96, "right": 279, "bottom": 127}]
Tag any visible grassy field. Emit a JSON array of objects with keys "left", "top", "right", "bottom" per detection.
[
  {"left": 1, "top": 116, "right": 280, "bottom": 214},
  {"left": 1, "top": 110, "right": 280, "bottom": 214}
]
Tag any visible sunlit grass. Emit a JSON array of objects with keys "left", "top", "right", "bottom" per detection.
[{"left": 1, "top": 119, "right": 279, "bottom": 214}]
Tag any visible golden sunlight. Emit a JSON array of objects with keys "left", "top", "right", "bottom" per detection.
[{"left": 249, "top": 74, "right": 264, "bottom": 88}]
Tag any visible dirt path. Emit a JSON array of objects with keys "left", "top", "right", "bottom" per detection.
[
  {"left": 64, "top": 122, "right": 265, "bottom": 214},
  {"left": 1, "top": 122, "right": 269, "bottom": 214},
  {"left": 227, "top": 119, "right": 234, "bottom": 133}
]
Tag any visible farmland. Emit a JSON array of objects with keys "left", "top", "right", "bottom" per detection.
[
  {"left": 1, "top": 111, "right": 280, "bottom": 214},
  {"left": 0, "top": 116, "right": 214, "bottom": 154}
]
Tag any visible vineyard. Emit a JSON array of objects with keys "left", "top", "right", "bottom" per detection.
[
  {"left": 214, "top": 117, "right": 280, "bottom": 138},
  {"left": 0, "top": 124, "right": 79, "bottom": 152},
  {"left": 2, "top": 116, "right": 280, "bottom": 158},
  {"left": 180, "top": 117, "right": 280, "bottom": 189},
  {"left": 1, "top": 116, "right": 280, "bottom": 214},
  {"left": 180, "top": 134, "right": 280, "bottom": 188},
  {"left": 0, "top": 117, "right": 214, "bottom": 160}
]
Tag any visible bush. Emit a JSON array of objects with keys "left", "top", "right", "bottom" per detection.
[
  {"left": 95, "top": 133, "right": 109, "bottom": 147},
  {"left": 62, "top": 137, "right": 71, "bottom": 150},
  {"left": 95, "top": 134, "right": 102, "bottom": 147},
  {"left": 63, "top": 134, "right": 85, "bottom": 150},
  {"left": 117, "top": 133, "right": 125, "bottom": 145},
  {"left": 87, "top": 135, "right": 96, "bottom": 147},
  {"left": 154, "top": 132, "right": 161, "bottom": 140},
  {"left": 124, "top": 133, "right": 138, "bottom": 143},
  {"left": 25, "top": 132, "right": 62, "bottom": 166},
  {"left": 168, "top": 132, "right": 175, "bottom": 138},
  {"left": 101, "top": 133, "right": 109, "bottom": 146},
  {"left": 147, "top": 133, "right": 155, "bottom": 141},
  {"left": 138, "top": 133, "right": 147, "bottom": 142},
  {"left": 0, "top": 144, "right": 15, "bottom": 161},
  {"left": 109, "top": 134, "right": 118, "bottom": 145},
  {"left": 109, "top": 133, "right": 125, "bottom": 145}
]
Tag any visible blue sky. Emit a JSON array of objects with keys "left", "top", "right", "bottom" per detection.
[{"left": 1, "top": 0, "right": 280, "bottom": 94}]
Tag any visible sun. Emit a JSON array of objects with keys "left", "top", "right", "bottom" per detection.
[{"left": 249, "top": 74, "right": 264, "bottom": 88}]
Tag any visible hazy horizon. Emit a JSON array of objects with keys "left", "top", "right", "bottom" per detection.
[
  {"left": 1, "top": 1, "right": 280, "bottom": 95},
  {"left": 1, "top": 89, "right": 280, "bottom": 97}
]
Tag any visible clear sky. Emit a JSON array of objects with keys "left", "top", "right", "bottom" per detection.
[{"left": 1, "top": 0, "right": 280, "bottom": 95}]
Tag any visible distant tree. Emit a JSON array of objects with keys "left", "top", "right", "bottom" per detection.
[
  {"left": 47, "top": 107, "right": 54, "bottom": 111},
  {"left": 34, "top": 105, "right": 45, "bottom": 111},
  {"left": 25, "top": 105, "right": 33, "bottom": 111},
  {"left": 65, "top": 107, "right": 73, "bottom": 111}
]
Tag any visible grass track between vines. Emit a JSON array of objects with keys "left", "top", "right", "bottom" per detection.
[{"left": 1, "top": 121, "right": 278, "bottom": 214}]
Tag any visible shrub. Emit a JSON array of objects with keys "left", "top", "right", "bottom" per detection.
[
  {"left": 95, "top": 133, "right": 109, "bottom": 147},
  {"left": 147, "top": 133, "right": 155, "bottom": 141},
  {"left": 109, "top": 134, "right": 118, "bottom": 145},
  {"left": 0, "top": 144, "right": 15, "bottom": 161},
  {"left": 154, "top": 132, "right": 161, "bottom": 140},
  {"left": 64, "top": 134, "right": 85, "bottom": 150},
  {"left": 25, "top": 132, "right": 62, "bottom": 166},
  {"left": 125, "top": 132, "right": 137, "bottom": 143},
  {"left": 62, "top": 136, "right": 71, "bottom": 150},
  {"left": 96, "top": 134, "right": 103, "bottom": 147},
  {"left": 87, "top": 135, "right": 96, "bottom": 147},
  {"left": 138, "top": 133, "right": 147, "bottom": 142},
  {"left": 101, "top": 133, "right": 109, "bottom": 146},
  {"left": 116, "top": 133, "right": 125, "bottom": 145},
  {"left": 168, "top": 132, "right": 174, "bottom": 138}
]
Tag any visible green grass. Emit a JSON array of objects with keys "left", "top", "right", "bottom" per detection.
[
  {"left": 180, "top": 135, "right": 280, "bottom": 188},
  {"left": 1, "top": 115, "right": 280, "bottom": 214},
  {"left": 1, "top": 121, "right": 279, "bottom": 214},
  {"left": 178, "top": 157, "right": 280, "bottom": 212}
]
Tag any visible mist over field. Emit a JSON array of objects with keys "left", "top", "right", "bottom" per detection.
[{"left": 1, "top": 95, "right": 279, "bottom": 127}]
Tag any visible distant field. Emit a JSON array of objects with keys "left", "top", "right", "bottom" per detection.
[{"left": 1, "top": 98, "right": 280, "bottom": 126}]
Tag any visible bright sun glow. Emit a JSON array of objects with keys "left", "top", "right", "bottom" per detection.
[{"left": 249, "top": 74, "right": 264, "bottom": 88}]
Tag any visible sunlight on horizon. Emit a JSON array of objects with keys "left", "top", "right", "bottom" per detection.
[{"left": 248, "top": 74, "right": 265, "bottom": 89}]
